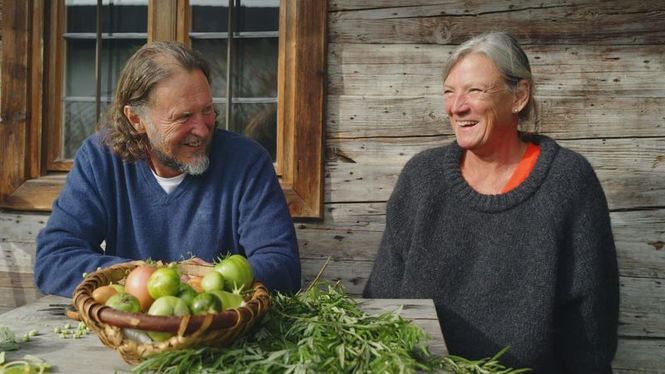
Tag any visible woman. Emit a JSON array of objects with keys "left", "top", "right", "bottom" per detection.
[{"left": 363, "top": 32, "right": 619, "bottom": 372}]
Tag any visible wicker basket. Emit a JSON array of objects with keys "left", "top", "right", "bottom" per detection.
[{"left": 72, "top": 261, "right": 271, "bottom": 365}]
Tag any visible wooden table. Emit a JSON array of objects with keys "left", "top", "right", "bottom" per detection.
[{"left": 0, "top": 295, "right": 447, "bottom": 373}]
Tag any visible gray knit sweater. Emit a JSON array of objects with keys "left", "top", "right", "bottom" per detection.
[{"left": 363, "top": 134, "right": 619, "bottom": 373}]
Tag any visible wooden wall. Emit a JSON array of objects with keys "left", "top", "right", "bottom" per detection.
[{"left": 1, "top": 0, "right": 664, "bottom": 372}]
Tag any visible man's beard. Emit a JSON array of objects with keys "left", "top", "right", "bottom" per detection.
[
  {"left": 152, "top": 144, "right": 210, "bottom": 175},
  {"left": 147, "top": 123, "right": 211, "bottom": 175}
]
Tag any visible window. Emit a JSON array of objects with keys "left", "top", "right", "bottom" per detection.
[
  {"left": 0, "top": 0, "right": 325, "bottom": 218},
  {"left": 190, "top": 0, "right": 280, "bottom": 160}
]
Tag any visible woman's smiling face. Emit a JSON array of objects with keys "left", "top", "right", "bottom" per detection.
[{"left": 443, "top": 53, "right": 519, "bottom": 155}]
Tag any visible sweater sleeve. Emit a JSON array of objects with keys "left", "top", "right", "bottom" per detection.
[
  {"left": 363, "top": 156, "right": 420, "bottom": 298},
  {"left": 34, "top": 139, "right": 129, "bottom": 297},
  {"left": 237, "top": 149, "right": 301, "bottom": 294},
  {"left": 555, "top": 159, "right": 619, "bottom": 372}
]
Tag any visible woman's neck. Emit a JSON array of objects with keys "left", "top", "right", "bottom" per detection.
[{"left": 460, "top": 135, "right": 528, "bottom": 194}]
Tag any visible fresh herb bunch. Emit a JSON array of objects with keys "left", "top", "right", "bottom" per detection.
[{"left": 132, "top": 281, "right": 528, "bottom": 374}]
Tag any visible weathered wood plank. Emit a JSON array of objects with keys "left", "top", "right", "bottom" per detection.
[
  {"left": 613, "top": 338, "right": 665, "bottom": 373},
  {"left": 0, "top": 241, "right": 38, "bottom": 274},
  {"left": 619, "top": 276, "right": 665, "bottom": 339},
  {"left": 328, "top": 43, "right": 665, "bottom": 97},
  {"left": 326, "top": 137, "right": 665, "bottom": 210},
  {"left": 301, "top": 257, "right": 373, "bottom": 295},
  {"left": 329, "top": 1, "right": 665, "bottom": 45},
  {"left": 329, "top": 42, "right": 665, "bottom": 69},
  {"left": 329, "top": 0, "right": 574, "bottom": 13},
  {"left": 329, "top": 65, "right": 665, "bottom": 97},
  {"left": 0, "top": 211, "right": 49, "bottom": 242},
  {"left": 612, "top": 209, "right": 665, "bottom": 279},
  {"left": 327, "top": 95, "right": 665, "bottom": 139}
]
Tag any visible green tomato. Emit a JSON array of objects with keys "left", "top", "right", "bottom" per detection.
[
  {"left": 147, "top": 296, "right": 191, "bottom": 342},
  {"left": 214, "top": 254, "right": 254, "bottom": 292},
  {"left": 147, "top": 267, "right": 181, "bottom": 299},
  {"left": 176, "top": 283, "right": 198, "bottom": 306},
  {"left": 201, "top": 270, "right": 225, "bottom": 292},
  {"left": 105, "top": 293, "right": 141, "bottom": 313},
  {"left": 189, "top": 292, "right": 223, "bottom": 315},
  {"left": 209, "top": 289, "right": 244, "bottom": 310}
]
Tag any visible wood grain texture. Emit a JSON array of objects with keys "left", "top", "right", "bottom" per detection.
[
  {"left": 0, "top": 0, "right": 30, "bottom": 204},
  {"left": 329, "top": 1, "right": 665, "bottom": 45}
]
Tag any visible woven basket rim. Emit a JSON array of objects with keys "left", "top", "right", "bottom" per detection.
[
  {"left": 73, "top": 261, "right": 269, "bottom": 332},
  {"left": 71, "top": 261, "right": 271, "bottom": 364}
]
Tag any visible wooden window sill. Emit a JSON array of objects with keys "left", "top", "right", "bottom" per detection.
[
  {"left": 0, "top": 175, "right": 66, "bottom": 212},
  {"left": 1, "top": 174, "right": 319, "bottom": 218}
]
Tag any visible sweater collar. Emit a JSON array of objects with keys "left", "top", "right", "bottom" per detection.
[{"left": 443, "top": 134, "right": 559, "bottom": 212}]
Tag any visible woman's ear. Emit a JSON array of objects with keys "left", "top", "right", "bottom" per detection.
[
  {"left": 123, "top": 105, "right": 146, "bottom": 133},
  {"left": 513, "top": 79, "right": 530, "bottom": 113}
]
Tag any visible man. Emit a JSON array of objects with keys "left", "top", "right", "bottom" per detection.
[{"left": 34, "top": 41, "right": 301, "bottom": 297}]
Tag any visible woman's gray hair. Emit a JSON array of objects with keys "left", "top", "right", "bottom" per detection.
[
  {"left": 99, "top": 41, "right": 212, "bottom": 162},
  {"left": 443, "top": 31, "right": 535, "bottom": 122}
]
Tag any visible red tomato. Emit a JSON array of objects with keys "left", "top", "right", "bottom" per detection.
[{"left": 124, "top": 264, "right": 157, "bottom": 312}]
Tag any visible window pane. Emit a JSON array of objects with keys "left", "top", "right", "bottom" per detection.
[
  {"left": 191, "top": 0, "right": 279, "bottom": 32},
  {"left": 236, "top": 0, "right": 279, "bottom": 32},
  {"left": 62, "top": 0, "right": 147, "bottom": 160},
  {"left": 231, "top": 103, "right": 277, "bottom": 161},
  {"left": 192, "top": 38, "right": 277, "bottom": 99},
  {"left": 191, "top": 39, "right": 228, "bottom": 98},
  {"left": 65, "top": 39, "right": 144, "bottom": 98},
  {"left": 66, "top": 0, "right": 148, "bottom": 33},
  {"left": 232, "top": 37, "right": 277, "bottom": 98},
  {"left": 191, "top": 1, "right": 228, "bottom": 33},
  {"left": 64, "top": 101, "right": 109, "bottom": 158}
]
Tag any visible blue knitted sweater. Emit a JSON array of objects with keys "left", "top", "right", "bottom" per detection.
[
  {"left": 35, "top": 129, "right": 301, "bottom": 297},
  {"left": 363, "top": 134, "right": 619, "bottom": 373}
]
